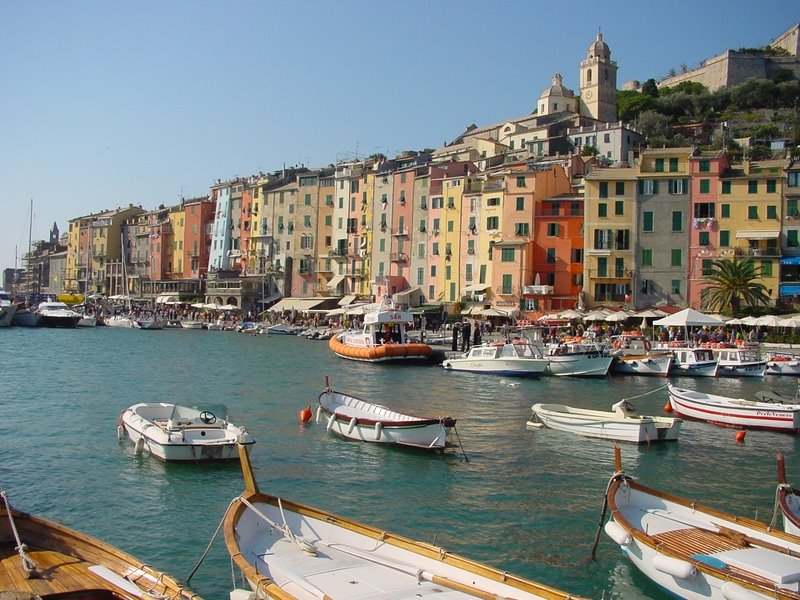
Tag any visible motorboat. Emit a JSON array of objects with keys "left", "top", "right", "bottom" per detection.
[
  {"left": 545, "top": 339, "right": 613, "bottom": 377},
  {"left": 181, "top": 319, "right": 204, "bottom": 329},
  {"left": 667, "top": 383, "right": 800, "bottom": 432},
  {"left": 603, "top": 447, "right": 800, "bottom": 600},
  {"left": 119, "top": 402, "right": 255, "bottom": 461},
  {"left": 0, "top": 288, "right": 16, "bottom": 327},
  {"left": 316, "top": 377, "right": 456, "bottom": 451},
  {"left": 266, "top": 323, "right": 303, "bottom": 335},
  {"left": 77, "top": 309, "right": 97, "bottom": 327},
  {"left": 12, "top": 305, "right": 40, "bottom": 327},
  {"left": 0, "top": 488, "right": 202, "bottom": 599},
  {"left": 35, "top": 301, "right": 82, "bottom": 328},
  {"left": 712, "top": 344, "right": 767, "bottom": 377},
  {"left": 137, "top": 313, "right": 165, "bottom": 330},
  {"left": 528, "top": 399, "right": 682, "bottom": 443},
  {"left": 609, "top": 334, "right": 672, "bottom": 376},
  {"left": 329, "top": 299, "right": 433, "bottom": 362},
  {"left": 224, "top": 443, "right": 583, "bottom": 600},
  {"left": 442, "top": 341, "right": 549, "bottom": 376},
  {"left": 776, "top": 452, "right": 800, "bottom": 537},
  {"left": 105, "top": 313, "right": 140, "bottom": 328},
  {"left": 766, "top": 353, "right": 800, "bottom": 376},
  {"left": 659, "top": 344, "right": 719, "bottom": 377}
]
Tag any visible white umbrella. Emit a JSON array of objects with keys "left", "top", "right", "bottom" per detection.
[
  {"left": 726, "top": 317, "right": 745, "bottom": 325},
  {"left": 219, "top": 304, "right": 239, "bottom": 311},
  {"left": 604, "top": 311, "right": 632, "bottom": 322},
  {"left": 778, "top": 317, "right": 800, "bottom": 327},
  {"left": 557, "top": 309, "right": 584, "bottom": 320},
  {"left": 739, "top": 316, "right": 759, "bottom": 325},
  {"left": 582, "top": 309, "right": 610, "bottom": 322},
  {"left": 633, "top": 309, "right": 667, "bottom": 318},
  {"left": 652, "top": 308, "right": 723, "bottom": 327},
  {"left": 754, "top": 315, "right": 782, "bottom": 327}
]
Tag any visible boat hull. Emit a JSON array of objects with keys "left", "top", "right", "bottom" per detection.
[
  {"left": 767, "top": 357, "right": 800, "bottom": 376},
  {"left": 611, "top": 353, "right": 672, "bottom": 376},
  {"left": 39, "top": 314, "right": 80, "bottom": 328},
  {"left": 0, "top": 305, "right": 16, "bottom": 327},
  {"left": 442, "top": 356, "right": 548, "bottom": 376},
  {"left": 329, "top": 334, "right": 433, "bottom": 362},
  {"left": 12, "top": 308, "right": 40, "bottom": 327},
  {"left": 531, "top": 403, "right": 681, "bottom": 443},
  {"left": 546, "top": 353, "right": 613, "bottom": 377},
  {"left": 105, "top": 315, "right": 140, "bottom": 328},
  {"left": 667, "top": 384, "right": 800, "bottom": 432},
  {"left": 718, "top": 361, "right": 767, "bottom": 377}
]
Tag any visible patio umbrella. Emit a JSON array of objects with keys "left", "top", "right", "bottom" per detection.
[
  {"left": 754, "top": 315, "right": 782, "bottom": 327},
  {"left": 604, "top": 311, "right": 632, "bottom": 322},
  {"left": 557, "top": 309, "right": 584, "bottom": 320},
  {"left": 219, "top": 304, "right": 239, "bottom": 311},
  {"left": 739, "top": 316, "right": 759, "bottom": 326},
  {"left": 582, "top": 309, "right": 610, "bottom": 322},
  {"left": 778, "top": 317, "right": 800, "bottom": 327}
]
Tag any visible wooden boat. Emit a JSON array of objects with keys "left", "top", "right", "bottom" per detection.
[
  {"left": 609, "top": 334, "right": 672, "bottom": 377},
  {"left": 329, "top": 300, "right": 432, "bottom": 363},
  {"left": 777, "top": 451, "right": 800, "bottom": 537},
  {"left": 0, "top": 488, "right": 202, "bottom": 599},
  {"left": 712, "top": 345, "right": 767, "bottom": 377},
  {"left": 766, "top": 353, "right": 800, "bottom": 376},
  {"left": 528, "top": 399, "right": 682, "bottom": 443},
  {"left": 667, "top": 383, "right": 800, "bottom": 433},
  {"left": 224, "top": 442, "right": 584, "bottom": 600},
  {"left": 119, "top": 402, "right": 255, "bottom": 461},
  {"left": 441, "top": 341, "right": 549, "bottom": 376},
  {"left": 545, "top": 340, "right": 613, "bottom": 377},
  {"left": 603, "top": 447, "right": 800, "bottom": 600},
  {"left": 316, "top": 378, "right": 455, "bottom": 450},
  {"left": 660, "top": 345, "right": 719, "bottom": 377}
]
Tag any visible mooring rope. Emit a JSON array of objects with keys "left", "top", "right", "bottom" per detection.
[
  {"left": 1, "top": 490, "right": 38, "bottom": 577},
  {"left": 621, "top": 383, "right": 669, "bottom": 402}
]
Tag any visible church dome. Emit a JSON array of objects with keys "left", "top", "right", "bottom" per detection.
[
  {"left": 587, "top": 32, "right": 611, "bottom": 60},
  {"left": 539, "top": 73, "right": 575, "bottom": 100}
]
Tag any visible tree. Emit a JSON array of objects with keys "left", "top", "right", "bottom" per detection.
[
  {"left": 641, "top": 79, "right": 659, "bottom": 98},
  {"left": 702, "top": 258, "right": 771, "bottom": 315}
]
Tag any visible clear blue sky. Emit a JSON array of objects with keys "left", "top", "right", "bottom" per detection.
[{"left": 1, "top": 0, "right": 797, "bottom": 272}]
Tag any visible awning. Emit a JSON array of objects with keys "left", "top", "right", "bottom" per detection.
[
  {"left": 781, "top": 257, "right": 800, "bottom": 265},
  {"left": 257, "top": 292, "right": 282, "bottom": 305},
  {"left": 327, "top": 275, "right": 345, "bottom": 291},
  {"left": 270, "top": 298, "right": 328, "bottom": 312},
  {"left": 394, "top": 286, "right": 422, "bottom": 304},
  {"left": 462, "top": 283, "right": 491, "bottom": 293},
  {"left": 735, "top": 230, "right": 780, "bottom": 239},
  {"left": 338, "top": 294, "right": 357, "bottom": 306},
  {"left": 155, "top": 295, "right": 180, "bottom": 305}
]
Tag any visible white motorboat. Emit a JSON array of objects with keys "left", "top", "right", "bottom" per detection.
[
  {"left": 76, "top": 311, "right": 97, "bottom": 327},
  {"left": 659, "top": 344, "right": 719, "bottom": 377},
  {"left": 712, "top": 344, "right": 767, "bottom": 377},
  {"left": 316, "top": 378, "right": 456, "bottom": 451},
  {"left": 266, "top": 323, "right": 302, "bottom": 335},
  {"left": 604, "top": 447, "right": 800, "bottom": 600},
  {"left": 442, "top": 342, "right": 549, "bottom": 376},
  {"left": 224, "top": 443, "right": 582, "bottom": 600},
  {"left": 667, "top": 383, "right": 800, "bottom": 433},
  {"left": 545, "top": 340, "right": 613, "bottom": 377},
  {"left": 180, "top": 319, "right": 204, "bottom": 329},
  {"left": 137, "top": 314, "right": 164, "bottom": 330},
  {"left": 104, "top": 314, "right": 140, "bottom": 328},
  {"left": 776, "top": 452, "right": 800, "bottom": 537},
  {"left": 610, "top": 334, "right": 672, "bottom": 376},
  {"left": 119, "top": 402, "right": 255, "bottom": 461},
  {"left": 529, "top": 399, "right": 682, "bottom": 443},
  {"left": 0, "top": 288, "right": 16, "bottom": 327},
  {"left": 35, "top": 301, "right": 81, "bottom": 328},
  {"left": 766, "top": 353, "right": 800, "bottom": 376}
]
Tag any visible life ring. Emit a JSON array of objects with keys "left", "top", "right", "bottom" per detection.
[
  {"left": 644, "top": 340, "right": 652, "bottom": 352},
  {"left": 612, "top": 339, "right": 622, "bottom": 350}
]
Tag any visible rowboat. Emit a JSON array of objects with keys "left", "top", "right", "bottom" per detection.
[
  {"left": 602, "top": 447, "right": 800, "bottom": 600},
  {"left": 441, "top": 341, "right": 549, "bottom": 376},
  {"left": 119, "top": 402, "right": 255, "bottom": 461},
  {"left": 316, "top": 378, "right": 456, "bottom": 450},
  {"left": 776, "top": 451, "right": 800, "bottom": 537},
  {"left": 224, "top": 443, "right": 584, "bottom": 600},
  {"left": 666, "top": 383, "right": 800, "bottom": 433},
  {"left": 528, "top": 399, "right": 682, "bottom": 443},
  {"left": 0, "top": 488, "right": 202, "bottom": 599}
]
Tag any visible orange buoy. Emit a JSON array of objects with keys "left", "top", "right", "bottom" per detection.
[
  {"left": 663, "top": 403, "right": 673, "bottom": 413},
  {"left": 299, "top": 406, "right": 313, "bottom": 423},
  {"left": 735, "top": 430, "right": 747, "bottom": 443}
]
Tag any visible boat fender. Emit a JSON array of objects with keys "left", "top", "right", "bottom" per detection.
[
  {"left": 229, "top": 589, "right": 257, "bottom": 600},
  {"left": 326, "top": 414, "right": 336, "bottom": 431},
  {"left": 604, "top": 520, "right": 631, "bottom": 546},
  {"left": 374, "top": 421, "right": 382, "bottom": 440},
  {"left": 315, "top": 405, "right": 323, "bottom": 424},
  {"left": 134, "top": 437, "right": 144, "bottom": 455},
  {"left": 117, "top": 425, "right": 125, "bottom": 440},
  {"left": 644, "top": 340, "right": 652, "bottom": 351},
  {"left": 721, "top": 582, "right": 764, "bottom": 600},
  {"left": 652, "top": 553, "right": 696, "bottom": 579},
  {"left": 347, "top": 417, "right": 358, "bottom": 434}
]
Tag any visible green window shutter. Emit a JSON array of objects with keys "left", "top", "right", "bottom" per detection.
[
  {"left": 655, "top": 158, "right": 664, "bottom": 172},
  {"left": 502, "top": 274, "right": 513, "bottom": 294},
  {"left": 671, "top": 211, "right": 682, "bottom": 232},
  {"left": 788, "top": 199, "right": 799, "bottom": 216},
  {"left": 767, "top": 180, "right": 777, "bottom": 193},
  {"left": 671, "top": 249, "right": 682, "bottom": 266},
  {"left": 669, "top": 157, "right": 679, "bottom": 172},
  {"left": 699, "top": 231, "right": 709, "bottom": 245},
  {"left": 598, "top": 257, "right": 607, "bottom": 277},
  {"left": 721, "top": 204, "right": 730, "bottom": 218},
  {"left": 788, "top": 230, "right": 799, "bottom": 247},
  {"left": 615, "top": 182, "right": 625, "bottom": 195},
  {"left": 767, "top": 205, "right": 777, "bottom": 219},
  {"left": 748, "top": 180, "right": 758, "bottom": 194},
  {"left": 702, "top": 259, "right": 713, "bottom": 276},
  {"left": 599, "top": 182, "right": 609, "bottom": 198},
  {"left": 642, "top": 248, "right": 653, "bottom": 266},
  {"left": 598, "top": 203, "right": 607, "bottom": 217},
  {"left": 516, "top": 197, "right": 525, "bottom": 210},
  {"left": 720, "top": 230, "right": 730, "bottom": 247},
  {"left": 700, "top": 179, "right": 710, "bottom": 193},
  {"left": 615, "top": 200, "right": 624, "bottom": 215},
  {"left": 699, "top": 160, "right": 710, "bottom": 172},
  {"left": 761, "top": 261, "right": 773, "bottom": 277},
  {"left": 643, "top": 211, "right": 654, "bottom": 232},
  {"left": 748, "top": 206, "right": 758, "bottom": 219},
  {"left": 722, "top": 181, "right": 731, "bottom": 194}
]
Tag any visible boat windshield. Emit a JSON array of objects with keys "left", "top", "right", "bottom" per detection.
[{"left": 500, "top": 343, "right": 541, "bottom": 359}]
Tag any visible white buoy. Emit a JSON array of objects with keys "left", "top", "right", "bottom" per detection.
[
  {"left": 347, "top": 417, "right": 357, "bottom": 434},
  {"left": 133, "top": 437, "right": 144, "bottom": 455},
  {"left": 117, "top": 425, "right": 125, "bottom": 440},
  {"left": 603, "top": 520, "right": 631, "bottom": 545},
  {"left": 315, "top": 406, "right": 322, "bottom": 424},
  {"left": 374, "top": 421, "right": 382, "bottom": 440}
]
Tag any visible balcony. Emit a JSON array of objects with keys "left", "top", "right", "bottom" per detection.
[
  {"left": 523, "top": 285, "right": 554, "bottom": 295},
  {"left": 389, "top": 252, "right": 408, "bottom": 262},
  {"left": 586, "top": 248, "right": 612, "bottom": 256},
  {"left": 392, "top": 228, "right": 408, "bottom": 237}
]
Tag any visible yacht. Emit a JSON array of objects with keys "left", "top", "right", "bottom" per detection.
[
  {"left": 36, "top": 301, "right": 82, "bottom": 328},
  {"left": 0, "top": 288, "right": 16, "bottom": 327}
]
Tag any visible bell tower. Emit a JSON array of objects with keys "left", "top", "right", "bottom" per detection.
[{"left": 579, "top": 31, "right": 618, "bottom": 122}]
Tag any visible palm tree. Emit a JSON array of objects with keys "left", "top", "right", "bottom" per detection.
[{"left": 702, "top": 258, "right": 771, "bottom": 316}]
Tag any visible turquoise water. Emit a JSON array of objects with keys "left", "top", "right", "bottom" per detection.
[{"left": 1, "top": 326, "right": 799, "bottom": 599}]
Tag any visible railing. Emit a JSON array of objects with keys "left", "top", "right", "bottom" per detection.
[
  {"left": 523, "top": 285, "right": 553, "bottom": 295},
  {"left": 389, "top": 252, "right": 408, "bottom": 262}
]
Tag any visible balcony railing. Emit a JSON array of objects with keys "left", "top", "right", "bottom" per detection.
[
  {"left": 523, "top": 285, "right": 553, "bottom": 295},
  {"left": 389, "top": 252, "right": 408, "bottom": 262}
]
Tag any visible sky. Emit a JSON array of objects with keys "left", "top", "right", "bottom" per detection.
[{"left": 1, "top": 0, "right": 798, "bottom": 272}]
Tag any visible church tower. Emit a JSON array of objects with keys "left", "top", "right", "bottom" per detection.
[{"left": 579, "top": 32, "right": 618, "bottom": 122}]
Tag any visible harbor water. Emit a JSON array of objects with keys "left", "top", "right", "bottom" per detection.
[{"left": 2, "top": 326, "right": 799, "bottom": 599}]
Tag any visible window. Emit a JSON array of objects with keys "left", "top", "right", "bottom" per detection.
[
  {"left": 432, "top": 243, "right": 439, "bottom": 256},
  {"left": 615, "top": 182, "right": 625, "bottom": 195},
  {"left": 788, "top": 230, "right": 799, "bottom": 247},
  {"left": 669, "top": 179, "right": 688, "bottom": 194},
  {"left": 761, "top": 261, "right": 773, "bottom": 277},
  {"left": 655, "top": 158, "right": 664, "bottom": 172},
  {"left": 516, "top": 197, "right": 525, "bottom": 210},
  {"left": 486, "top": 197, "right": 500, "bottom": 207},
  {"left": 486, "top": 216, "right": 499, "bottom": 230},
  {"left": 570, "top": 202, "right": 582, "bottom": 216},
  {"left": 672, "top": 211, "right": 683, "bottom": 232},
  {"left": 615, "top": 200, "right": 624, "bottom": 215},
  {"left": 598, "top": 203, "right": 607, "bottom": 218},
  {"left": 445, "top": 266, "right": 452, "bottom": 280},
  {"left": 516, "top": 176, "right": 526, "bottom": 187},
  {"left": 597, "top": 257, "right": 608, "bottom": 277},
  {"left": 501, "top": 248, "right": 515, "bottom": 262},
  {"left": 694, "top": 203, "right": 716, "bottom": 218},
  {"left": 669, "top": 157, "right": 679, "bottom": 172},
  {"left": 615, "top": 257, "right": 625, "bottom": 278},
  {"left": 605, "top": 133, "right": 611, "bottom": 143},
  {"left": 721, "top": 204, "right": 730, "bottom": 218},
  {"left": 767, "top": 180, "right": 777, "bottom": 193},
  {"left": 671, "top": 249, "right": 682, "bottom": 267},
  {"left": 571, "top": 248, "right": 583, "bottom": 263},
  {"left": 702, "top": 259, "right": 713, "bottom": 276},
  {"left": 430, "top": 265, "right": 437, "bottom": 276},
  {"left": 700, "top": 179, "right": 710, "bottom": 194},
  {"left": 671, "top": 280, "right": 681, "bottom": 294},
  {"left": 720, "top": 230, "right": 730, "bottom": 247},
  {"left": 699, "top": 159, "right": 710, "bottom": 172},
  {"left": 447, "top": 220, "right": 454, "bottom": 232},
  {"left": 615, "top": 229, "right": 630, "bottom": 250},
  {"left": 748, "top": 206, "right": 758, "bottom": 220},
  {"left": 546, "top": 248, "right": 556, "bottom": 264},
  {"left": 416, "top": 267, "right": 424, "bottom": 286},
  {"left": 699, "top": 231, "right": 710, "bottom": 245},
  {"left": 467, "top": 239, "right": 475, "bottom": 255},
  {"left": 599, "top": 182, "right": 609, "bottom": 198},
  {"left": 639, "top": 179, "right": 658, "bottom": 195},
  {"left": 748, "top": 180, "right": 758, "bottom": 194},
  {"left": 767, "top": 205, "right": 778, "bottom": 220},
  {"left": 789, "top": 199, "right": 799, "bottom": 217},
  {"left": 642, "top": 248, "right": 653, "bottom": 266},
  {"left": 502, "top": 275, "right": 512, "bottom": 294},
  {"left": 515, "top": 222, "right": 530, "bottom": 236},
  {"left": 546, "top": 223, "right": 559, "bottom": 237},
  {"left": 722, "top": 180, "right": 731, "bottom": 194},
  {"left": 643, "top": 211, "right": 654, "bottom": 232},
  {"left": 465, "top": 263, "right": 473, "bottom": 282},
  {"left": 594, "top": 229, "right": 611, "bottom": 249},
  {"left": 789, "top": 172, "right": 800, "bottom": 188},
  {"left": 550, "top": 202, "right": 560, "bottom": 216}
]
